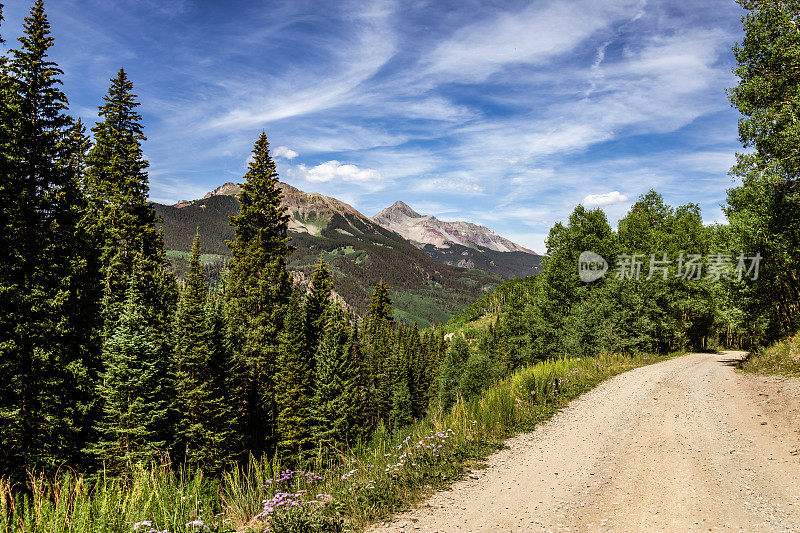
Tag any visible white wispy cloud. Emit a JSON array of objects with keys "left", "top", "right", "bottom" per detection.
[
  {"left": 423, "top": 0, "right": 639, "bottom": 82},
  {"left": 416, "top": 176, "right": 483, "bottom": 195},
  {"left": 25, "top": 0, "right": 743, "bottom": 249},
  {"left": 202, "top": 2, "right": 398, "bottom": 131}
]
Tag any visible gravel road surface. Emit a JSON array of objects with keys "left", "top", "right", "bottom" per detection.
[{"left": 370, "top": 352, "right": 800, "bottom": 532}]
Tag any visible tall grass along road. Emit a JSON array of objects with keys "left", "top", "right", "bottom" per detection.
[
  {"left": 0, "top": 353, "right": 665, "bottom": 532},
  {"left": 371, "top": 352, "right": 800, "bottom": 532}
]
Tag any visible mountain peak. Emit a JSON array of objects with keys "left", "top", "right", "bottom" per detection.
[
  {"left": 388, "top": 200, "right": 421, "bottom": 218},
  {"left": 203, "top": 182, "right": 241, "bottom": 199},
  {"left": 372, "top": 202, "right": 536, "bottom": 255}
]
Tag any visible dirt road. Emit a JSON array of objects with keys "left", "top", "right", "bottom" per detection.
[{"left": 370, "top": 352, "right": 800, "bottom": 532}]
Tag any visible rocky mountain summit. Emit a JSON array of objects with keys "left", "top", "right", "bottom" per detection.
[{"left": 372, "top": 201, "right": 535, "bottom": 254}]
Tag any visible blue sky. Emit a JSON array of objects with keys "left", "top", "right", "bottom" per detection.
[{"left": 4, "top": 0, "right": 745, "bottom": 253}]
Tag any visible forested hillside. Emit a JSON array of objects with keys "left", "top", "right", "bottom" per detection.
[{"left": 152, "top": 188, "right": 505, "bottom": 326}]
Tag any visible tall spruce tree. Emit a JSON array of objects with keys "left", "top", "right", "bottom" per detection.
[
  {"left": 366, "top": 281, "right": 394, "bottom": 332},
  {"left": 226, "top": 132, "right": 294, "bottom": 457},
  {"left": 0, "top": 0, "right": 100, "bottom": 478},
  {"left": 304, "top": 257, "right": 333, "bottom": 354},
  {"left": 84, "top": 67, "right": 165, "bottom": 335},
  {"left": 275, "top": 293, "right": 314, "bottom": 463},
  {"left": 204, "top": 288, "right": 241, "bottom": 469},
  {"left": 389, "top": 332, "right": 413, "bottom": 431},
  {"left": 363, "top": 282, "right": 396, "bottom": 424},
  {"left": 0, "top": 2, "right": 18, "bottom": 476},
  {"left": 313, "top": 307, "right": 361, "bottom": 454},
  {"left": 406, "top": 322, "right": 429, "bottom": 417},
  {"left": 345, "top": 320, "right": 371, "bottom": 442},
  {"left": 173, "top": 233, "right": 217, "bottom": 467},
  {"left": 89, "top": 258, "right": 169, "bottom": 471}
]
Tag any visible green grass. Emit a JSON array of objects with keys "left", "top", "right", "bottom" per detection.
[
  {"left": 740, "top": 333, "right": 800, "bottom": 376},
  {"left": 0, "top": 351, "right": 670, "bottom": 533},
  {"left": 165, "top": 250, "right": 226, "bottom": 265},
  {"left": 391, "top": 294, "right": 450, "bottom": 328}
]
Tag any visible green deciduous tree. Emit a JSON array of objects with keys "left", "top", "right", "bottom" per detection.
[
  {"left": 528, "top": 205, "right": 616, "bottom": 358},
  {"left": 729, "top": 0, "right": 800, "bottom": 181},
  {"left": 458, "top": 351, "right": 490, "bottom": 401},
  {"left": 438, "top": 334, "right": 469, "bottom": 409},
  {"left": 725, "top": 0, "right": 800, "bottom": 342}
]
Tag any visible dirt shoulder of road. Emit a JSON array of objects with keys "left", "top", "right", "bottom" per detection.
[{"left": 739, "top": 370, "right": 800, "bottom": 456}]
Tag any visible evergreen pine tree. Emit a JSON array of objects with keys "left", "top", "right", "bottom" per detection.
[
  {"left": 0, "top": 0, "right": 101, "bottom": 478},
  {"left": 345, "top": 320, "right": 371, "bottom": 442},
  {"left": 89, "top": 260, "right": 169, "bottom": 471},
  {"left": 84, "top": 68, "right": 165, "bottom": 334},
  {"left": 368, "top": 319, "right": 395, "bottom": 425},
  {"left": 0, "top": 3, "right": 19, "bottom": 476},
  {"left": 363, "top": 282, "right": 396, "bottom": 425},
  {"left": 438, "top": 334, "right": 469, "bottom": 409},
  {"left": 275, "top": 292, "right": 315, "bottom": 463},
  {"left": 225, "top": 132, "right": 294, "bottom": 457},
  {"left": 304, "top": 257, "right": 333, "bottom": 356},
  {"left": 67, "top": 119, "right": 91, "bottom": 176},
  {"left": 390, "top": 382, "right": 413, "bottom": 431},
  {"left": 407, "top": 323, "right": 428, "bottom": 417},
  {"left": 173, "top": 233, "right": 217, "bottom": 468},
  {"left": 389, "top": 330, "right": 413, "bottom": 431},
  {"left": 204, "top": 288, "right": 242, "bottom": 469},
  {"left": 314, "top": 307, "right": 360, "bottom": 454},
  {"left": 366, "top": 281, "right": 394, "bottom": 333}
]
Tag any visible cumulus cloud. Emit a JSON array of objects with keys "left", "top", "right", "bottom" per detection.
[
  {"left": 582, "top": 191, "right": 628, "bottom": 207},
  {"left": 273, "top": 146, "right": 299, "bottom": 159},
  {"left": 293, "top": 160, "right": 382, "bottom": 183}
]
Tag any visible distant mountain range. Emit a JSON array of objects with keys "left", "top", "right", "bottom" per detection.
[
  {"left": 373, "top": 201, "right": 534, "bottom": 253},
  {"left": 154, "top": 182, "right": 540, "bottom": 326},
  {"left": 371, "top": 201, "right": 540, "bottom": 278}
]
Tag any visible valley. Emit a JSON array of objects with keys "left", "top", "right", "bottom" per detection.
[{"left": 154, "top": 182, "right": 540, "bottom": 326}]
